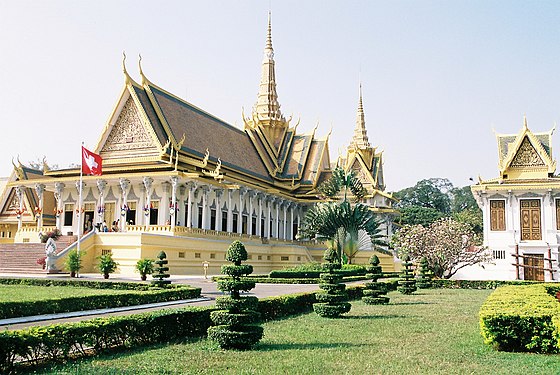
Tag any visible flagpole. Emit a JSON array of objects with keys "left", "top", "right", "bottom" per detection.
[{"left": 77, "top": 142, "right": 84, "bottom": 278}]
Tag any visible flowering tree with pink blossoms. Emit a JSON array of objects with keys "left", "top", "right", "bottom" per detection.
[{"left": 391, "top": 218, "right": 491, "bottom": 279}]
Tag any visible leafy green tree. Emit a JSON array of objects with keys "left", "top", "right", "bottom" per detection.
[
  {"left": 299, "top": 167, "right": 387, "bottom": 264},
  {"left": 362, "top": 254, "right": 390, "bottom": 305},
  {"left": 450, "top": 185, "right": 479, "bottom": 213},
  {"left": 398, "top": 206, "right": 445, "bottom": 226},
  {"left": 152, "top": 251, "right": 171, "bottom": 287},
  {"left": 394, "top": 178, "right": 452, "bottom": 214},
  {"left": 397, "top": 255, "right": 417, "bottom": 294}
]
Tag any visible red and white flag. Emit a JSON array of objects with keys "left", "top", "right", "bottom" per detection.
[{"left": 81, "top": 146, "right": 102, "bottom": 176}]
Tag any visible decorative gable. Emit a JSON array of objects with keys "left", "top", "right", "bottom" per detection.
[
  {"left": 510, "top": 137, "right": 545, "bottom": 168},
  {"left": 101, "top": 97, "right": 157, "bottom": 153}
]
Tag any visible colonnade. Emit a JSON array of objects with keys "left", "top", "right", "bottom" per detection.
[{"left": 17, "top": 176, "right": 305, "bottom": 241}]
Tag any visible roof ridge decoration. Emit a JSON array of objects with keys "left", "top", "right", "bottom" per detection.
[
  {"left": 349, "top": 83, "right": 372, "bottom": 150},
  {"left": 497, "top": 116, "right": 556, "bottom": 177}
]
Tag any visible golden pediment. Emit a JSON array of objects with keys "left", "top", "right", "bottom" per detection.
[
  {"left": 510, "top": 137, "right": 545, "bottom": 168},
  {"left": 101, "top": 97, "right": 156, "bottom": 152}
]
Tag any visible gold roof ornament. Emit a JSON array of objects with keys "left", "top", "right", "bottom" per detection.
[
  {"left": 122, "top": 51, "right": 133, "bottom": 84},
  {"left": 349, "top": 83, "right": 372, "bottom": 150}
]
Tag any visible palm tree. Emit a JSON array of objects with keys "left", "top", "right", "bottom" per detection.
[{"left": 299, "top": 167, "right": 388, "bottom": 264}]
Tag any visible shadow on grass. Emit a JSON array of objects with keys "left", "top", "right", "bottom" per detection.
[
  {"left": 389, "top": 301, "right": 432, "bottom": 305},
  {"left": 260, "top": 342, "right": 368, "bottom": 351},
  {"left": 341, "top": 314, "right": 407, "bottom": 320}
]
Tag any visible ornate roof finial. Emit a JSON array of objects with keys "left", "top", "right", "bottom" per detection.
[
  {"left": 523, "top": 114, "right": 528, "bottom": 130},
  {"left": 250, "top": 12, "right": 285, "bottom": 124},
  {"left": 122, "top": 51, "right": 133, "bottom": 84},
  {"left": 349, "top": 83, "right": 371, "bottom": 150},
  {"left": 138, "top": 54, "right": 143, "bottom": 76},
  {"left": 122, "top": 51, "right": 127, "bottom": 74}
]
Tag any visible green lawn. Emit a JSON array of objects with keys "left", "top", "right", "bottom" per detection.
[
  {"left": 0, "top": 284, "right": 132, "bottom": 303},
  {"left": 32, "top": 289, "right": 560, "bottom": 375}
]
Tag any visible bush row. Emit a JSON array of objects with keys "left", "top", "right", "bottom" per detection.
[
  {"left": 0, "top": 284, "right": 374, "bottom": 371},
  {"left": 0, "top": 277, "right": 166, "bottom": 291},
  {"left": 269, "top": 267, "right": 366, "bottom": 279},
  {"left": 479, "top": 284, "right": 560, "bottom": 353},
  {"left": 431, "top": 279, "right": 542, "bottom": 290},
  {"left": 213, "top": 275, "right": 371, "bottom": 284},
  {"left": 0, "top": 287, "right": 201, "bottom": 320}
]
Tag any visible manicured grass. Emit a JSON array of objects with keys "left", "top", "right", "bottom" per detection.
[
  {"left": 0, "top": 284, "right": 132, "bottom": 303},
  {"left": 32, "top": 289, "right": 560, "bottom": 374}
]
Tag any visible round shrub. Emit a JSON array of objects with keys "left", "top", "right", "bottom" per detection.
[
  {"left": 225, "top": 240, "right": 248, "bottom": 265},
  {"left": 362, "top": 254, "right": 390, "bottom": 305},
  {"left": 207, "top": 325, "right": 264, "bottom": 350},
  {"left": 221, "top": 264, "right": 253, "bottom": 277},
  {"left": 217, "top": 279, "right": 256, "bottom": 293},
  {"left": 210, "top": 310, "right": 260, "bottom": 326},
  {"left": 313, "top": 302, "right": 351, "bottom": 318},
  {"left": 313, "top": 261, "right": 351, "bottom": 318},
  {"left": 215, "top": 296, "right": 259, "bottom": 311},
  {"left": 398, "top": 255, "right": 417, "bottom": 295},
  {"left": 208, "top": 241, "right": 262, "bottom": 349}
]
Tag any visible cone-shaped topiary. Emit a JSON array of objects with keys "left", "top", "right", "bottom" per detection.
[
  {"left": 207, "top": 240, "right": 263, "bottom": 349},
  {"left": 416, "top": 256, "right": 432, "bottom": 289},
  {"left": 151, "top": 251, "right": 171, "bottom": 287},
  {"left": 313, "top": 248, "right": 351, "bottom": 318},
  {"left": 362, "top": 254, "right": 390, "bottom": 305},
  {"left": 397, "top": 255, "right": 417, "bottom": 295}
]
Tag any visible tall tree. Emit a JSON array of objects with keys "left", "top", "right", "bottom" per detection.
[
  {"left": 299, "top": 167, "right": 387, "bottom": 264},
  {"left": 394, "top": 178, "right": 452, "bottom": 214}
]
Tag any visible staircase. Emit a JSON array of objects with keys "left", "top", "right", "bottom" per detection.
[{"left": 0, "top": 235, "right": 77, "bottom": 274}]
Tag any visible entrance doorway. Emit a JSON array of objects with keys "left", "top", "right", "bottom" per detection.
[{"left": 524, "top": 254, "right": 544, "bottom": 281}]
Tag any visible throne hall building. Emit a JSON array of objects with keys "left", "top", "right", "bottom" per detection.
[
  {"left": 465, "top": 118, "right": 559, "bottom": 281},
  {"left": 0, "top": 16, "right": 398, "bottom": 275}
]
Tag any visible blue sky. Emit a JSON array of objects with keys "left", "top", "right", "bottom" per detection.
[{"left": 1, "top": 0, "right": 559, "bottom": 191}]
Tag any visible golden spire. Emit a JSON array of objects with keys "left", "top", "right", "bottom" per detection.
[
  {"left": 349, "top": 83, "right": 371, "bottom": 149},
  {"left": 122, "top": 51, "right": 133, "bottom": 84},
  {"left": 252, "top": 12, "right": 285, "bottom": 124},
  {"left": 523, "top": 114, "right": 528, "bottom": 130}
]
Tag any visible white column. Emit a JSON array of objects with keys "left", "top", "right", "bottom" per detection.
[
  {"left": 35, "top": 183, "right": 45, "bottom": 229},
  {"left": 96, "top": 180, "right": 107, "bottom": 225},
  {"left": 54, "top": 182, "right": 65, "bottom": 231},
  {"left": 248, "top": 191, "right": 257, "bottom": 236},
  {"left": 143, "top": 177, "right": 153, "bottom": 226},
  {"left": 265, "top": 197, "right": 273, "bottom": 239},
  {"left": 297, "top": 205, "right": 301, "bottom": 238},
  {"left": 238, "top": 187, "right": 247, "bottom": 234},
  {"left": 257, "top": 193, "right": 263, "bottom": 237},
  {"left": 170, "top": 177, "right": 179, "bottom": 229},
  {"left": 161, "top": 182, "right": 171, "bottom": 225},
  {"left": 119, "top": 178, "right": 129, "bottom": 231},
  {"left": 227, "top": 189, "right": 233, "bottom": 233},
  {"left": 289, "top": 203, "right": 295, "bottom": 240},
  {"left": 199, "top": 186, "right": 209, "bottom": 230},
  {"left": 274, "top": 199, "right": 280, "bottom": 239},
  {"left": 15, "top": 186, "right": 24, "bottom": 231},
  {"left": 282, "top": 202, "right": 288, "bottom": 240},
  {"left": 186, "top": 182, "right": 195, "bottom": 228},
  {"left": 215, "top": 189, "right": 223, "bottom": 231}
]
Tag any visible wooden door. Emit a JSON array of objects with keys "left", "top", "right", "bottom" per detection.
[
  {"left": 524, "top": 254, "right": 544, "bottom": 281},
  {"left": 520, "top": 199, "right": 541, "bottom": 240}
]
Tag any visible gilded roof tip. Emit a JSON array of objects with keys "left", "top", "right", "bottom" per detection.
[
  {"left": 523, "top": 114, "right": 528, "bottom": 129},
  {"left": 122, "top": 51, "right": 133, "bottom": 84},
  {"left": 266, "top": 12, "right": 273, "bottom": 50},
  {"left": 138, "top": 54, "right": 143, "bottom": 75}
]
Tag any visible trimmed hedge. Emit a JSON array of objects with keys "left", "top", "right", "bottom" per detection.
[
  {"left": 480, "top": 284, "right": 560, "bottom": 353},
  {"left": 431, "top": 279, "right": 541, "bottom": 290},
  {"left": 0, "top": 277, "right": 162, "bottom": 291},
  {"left": 0, "top": 286, "right": 201, "bottom": 320},
  {"left": 0, "top": 306, "right": 214, "bottom": 372},
  {"left": 269, "top": 267, "right": 366, "bottom": 279},
  {"left": 0, "top": 284, "right": 369, "bottom": 372}
]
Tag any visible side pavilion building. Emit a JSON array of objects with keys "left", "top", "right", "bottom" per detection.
[
  {"left": 1, "top": 17, "right": 398, "bottom": 275},
  {"left": 467, "top": 117, "right": 559, "bottom": 281}
]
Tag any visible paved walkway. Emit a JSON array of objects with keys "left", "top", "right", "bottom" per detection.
[{"left": 0, "top": 273, "right": 321, "bottom": 331}]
